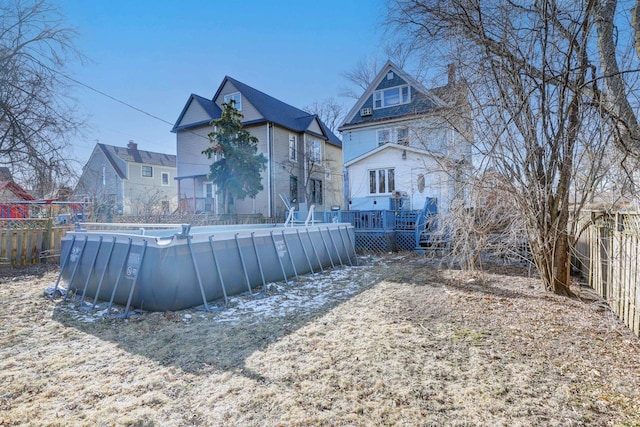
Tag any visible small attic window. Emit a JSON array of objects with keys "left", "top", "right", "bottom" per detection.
[
  {"left": 387, "top": 71, "right": 394, "bottom": 80},
  {"left": 224, "top": 92, "right": 242, "bottom": 111}
]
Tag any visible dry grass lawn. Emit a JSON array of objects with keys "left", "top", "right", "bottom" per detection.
[{"left": 1, "top": 254, "right": 640, "bottom": 426}]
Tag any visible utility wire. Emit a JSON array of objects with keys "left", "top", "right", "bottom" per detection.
[
  {"left": 61, "top": 73, "right": 175, "bottom": 127},
  {"left": 36, "top": 58, "right": 177, "bottom": 127}
]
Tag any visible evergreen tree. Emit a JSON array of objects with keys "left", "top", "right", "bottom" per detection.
[{"left": 203, "top": 101, "right": 267, "bottom": 214}]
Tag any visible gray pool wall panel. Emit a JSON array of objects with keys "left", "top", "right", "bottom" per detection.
[{"left": 60, "top": 223, "right": 356, "bottom": 312}]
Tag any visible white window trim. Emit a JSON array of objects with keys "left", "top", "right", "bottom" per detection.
[
  {"left": 377, "top": 128, "right": 392, "bottom": 146},
  {"left": 289, "top": 134, "right": 297, "bottom": 161},
  {"left": 368, "top": 168, "right": 396, "bottom": 195},
  {"left": 308, "top": 139, "right": 322, "bottom": 163},
  {"left": 373, "top": 85, "right": 410, "bottom": 109},
  {"left": 223, "top": 92, "right": 242, "bottom": 110},
  {"left": 396, "top": 127, "right": 409, "bottom": 145},
  {"left": 161, "top": 172, "right": 170, "bottom": 186}
]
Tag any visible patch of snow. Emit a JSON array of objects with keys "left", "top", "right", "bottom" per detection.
[
  {"left": 213, "top": 265, "right": 369, "bottom": 324},
  {"left": 50, "top": 263, "right": 377, "bottom": 325}
]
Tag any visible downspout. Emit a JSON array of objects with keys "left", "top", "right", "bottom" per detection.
[
  {"left": 192, "top": 177, "right": 196, "bottom": 213},
  {"left": 343, "top": 166, "right": 349, "bottom": 210},
  {"left": 267, "top": 123, "right": 272, "bottom": 217},
  {"left": 303, "top": 134, "right": 308, "bottom": 204},
  {"left": 176, "top": 178, "right": 181, "bottom": 213},
  {"left": 121, "top": 163, "right": 127, "bottom": 215}
]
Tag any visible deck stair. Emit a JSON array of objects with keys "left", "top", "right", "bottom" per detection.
[{"left": 414, "top": 197, "right": 448, "bottom": 251}]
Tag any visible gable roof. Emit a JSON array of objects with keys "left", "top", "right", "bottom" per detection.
[
  {"left": 339, "top": 60, "right": 453, "bottom": 131},
  {"left": 172, "top": 76, "right": 342, "bottom": 147},
  {"left": 344, "top": 143, "right": 444, "bottom": 168},
  {"left": 97, "top": 143, "right": 176, "bottom": 179},
  {"left": 172, "top": 94, "right": 222, "bottom": 133},
  {"left": 0, "top": 181, "right": 35, "bottom": 201}
]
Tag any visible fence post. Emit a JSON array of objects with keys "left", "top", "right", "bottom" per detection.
[{"left": 41, "top": 218, "right": 53, "bottom": 263}]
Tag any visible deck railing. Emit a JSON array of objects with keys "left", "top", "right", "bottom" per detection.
[{"left": 0, "top": 209, "right": 430, "bottom": 266}]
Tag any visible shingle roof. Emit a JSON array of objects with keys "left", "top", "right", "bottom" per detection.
[
  {"left": 339, "top": 60, "right": 455, "bottom": 131},
  {"left": 173, "top": 77, "right": 342, "bottom": 148},
  {"left": 97, "top": 144, "right": 176, "bottom": 179}
]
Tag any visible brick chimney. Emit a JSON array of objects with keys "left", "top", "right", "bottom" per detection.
[
  {"left": 447, "top": 63, "right": 456, "bottom": 85},
  {"left": 127, "top": 140, "right": 138, "bottom": 151}
]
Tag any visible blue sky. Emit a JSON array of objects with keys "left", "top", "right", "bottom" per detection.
[{"left": 56, "top": 0, "right": 389, "bottom": 164}]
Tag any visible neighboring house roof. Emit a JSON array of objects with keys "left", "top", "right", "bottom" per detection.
[
  {"left": 339, "top": 60, "right": 456, "bottom": 131},
  {"left": 344, "top": 143, "right": 444, "bottom": 168},
  {"left": 0, "top": 181, "right": 35, "bottom": 201},
  {"left": 97, "top": 143, "right": 176, "bottom": 180},
  {"left": 172, "top": 76, "right": 342, "bottom": 148}
]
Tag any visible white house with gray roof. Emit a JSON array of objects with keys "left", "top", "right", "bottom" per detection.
[
  {"left": 339, "top": 61, "right": 472, "bottom": 214},
  {"left": 172, "top": 76, "right": 343, "bottom": 218},
  {"left": 74, "top": 141, "right": 177, "bottom": 217}
]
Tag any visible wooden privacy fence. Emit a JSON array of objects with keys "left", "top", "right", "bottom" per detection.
[
  {"left": 587, "top": 212, "right": 640, "bottom": 337},
  {"left": 0, "top": 219, "right": 71, "bottom": 266}
]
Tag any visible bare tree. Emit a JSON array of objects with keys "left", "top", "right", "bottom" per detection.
[
  {"left": 128, "top": 187, "right": 168, "bottom": 216},
  {"left": 340, "top": 56, "right": 381, "bottom": 99},
  {"left": 434, "top": 166, "right": 528, "bottom": 271},
  {"left": 340, "top": 42, "right": 434, "bottom": 99},
  {"left": 388, "top": 0, "right": 620, "bottom": 296},
  {"left": 0, "top": 0, "right": 82, "bottom": 197},
  {"left": 303, "top": 98, "right": 345, "bottom": 135},
  {"left": 593, "top": 0, "right": 640, "bottom": 154}
]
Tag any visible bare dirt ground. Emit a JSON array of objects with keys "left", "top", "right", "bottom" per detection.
[{"left": 1, "top": 254, "right": 640, "bottom": 426}]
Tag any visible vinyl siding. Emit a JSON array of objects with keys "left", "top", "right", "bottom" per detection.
[
  {"left": 342, "top": 116, "right": 452, "bottom": 163},
  {"left": 323, "top": 143, "right": 343, "bottom": 208},
  {"left": 347, "top": 146, "right": 451, "bottom": 212},
  {"left": 307, "top": 118, "right": 323, "bottom": 135},
  {"left": 178, "top": 99, "right": 211, "bottom": 128},
  {"left": 176, "top": 126, "right": 211, "bottom": 179},
  {"left": 216, "top": 81, "right": 263, "bottom": 123},
  {"left": 123, "top": 162, "right": 177, "bottom": 215},
  {"left": 74, "top": 149, "right": 123, "bottom": 209},
  {"left": 271, "top": 125, "right": 300, "bottom": 218}
]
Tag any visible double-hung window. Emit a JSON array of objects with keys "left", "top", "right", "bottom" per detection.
[
  {"left": 369, "top": 168, "right": 395, "bottom": 194},
  {"left": 289, "top": 134, "right": 297, "bottom": 161},
  {"left": 289, "top": 175, "right": 298, "bottom": 203},
  {"left": 141, "top": 165, "right": 153, "bottom": 178},
  {"left": 373, "top": 85, "right": 410, "bottom": 109},
  {"left": 308, "top": 139, "right": 321, "bottom": 162},
  {"left": 223, "top": 92, "right": 242, "bottom": 110},
  {"left": 161, "top": 172, "right": 169, "bottom": 186},
  {"left": 397, "top": 127, "right": 409, "bottom": 145},
  {"left": 309, "top": 178, "right": 322, "bottom": 205},
  {"left": 377, "top": 129, "right": 391, "bottom": 146}
]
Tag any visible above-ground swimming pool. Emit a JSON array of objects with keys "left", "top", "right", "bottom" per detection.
[{"left": 54, "top": 222, "right": 356, "bottom": 315}]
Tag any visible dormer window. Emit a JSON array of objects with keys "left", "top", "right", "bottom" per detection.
[
  {"left": 373, "top": 85, "right": 410, "bottom": 109},
  {"left": 224, "top": 92, "right": 242, "bottom": 110}
]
